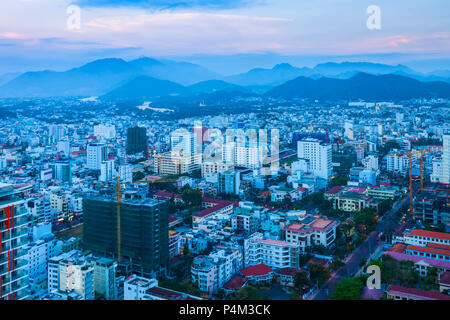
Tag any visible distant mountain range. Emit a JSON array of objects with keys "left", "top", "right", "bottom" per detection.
[
  {"left": 103, "top": 77, "right": 247, "bottom": 100},
  {"left": 0, "top": 57, "right": 219, "bottom": 98},
  {"left": 266, "top": 73, "right": 450, "bottom": 100},
  {"left": 0, "top": 58, "right": 449, "bottom": 99}
]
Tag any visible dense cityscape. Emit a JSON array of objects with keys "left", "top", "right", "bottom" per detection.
[
  {"left": 1, "top": 91, "right": 449, "bottom": 301},
  {"left": 0, "top": 0, "right": 449, "bottom": 312}
]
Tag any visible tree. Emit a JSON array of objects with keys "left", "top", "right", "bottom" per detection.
[
  {"left": 235, "top": 286, "right": 264, "bottom": 300},
  {"left": 181, "top": 188, "right": 202, "bottom": 207},
  {"left": 330, "top": 176, "right": 349, "bottom": 188},
  {"left": 329, "top": 277, "right": 364, "bottom": 300},
  {"left": 294, "top": 271, "right": 310, "bottom": 294},
  {"left": 309, "top": 263, "right": 331, "bottom": 286},
  {"left": 132, "top": 171, "right": 145, "bottom": 182}
]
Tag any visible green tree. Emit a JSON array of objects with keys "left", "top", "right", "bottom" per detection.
[
  {"left": 235, "top": 286, "right": 264, "bottom": 300},
  {"left": 182, "top": 188, "right": 202, "bottom": 207},
  {"left": 330, "top": 176, "right": 349, "bottom": 188},
  {"left": 294, "top": 271, "right": 310, "bottom": 294},
  {"left": 329, "top": 277, "right": 364, "bottom": 300},
  {"left": 309, "top": 263, "right": 331, "bottom": 286}
]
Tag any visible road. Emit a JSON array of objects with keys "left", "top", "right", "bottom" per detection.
[{"left": 311, "top": 197, "right": 408, "bottom": 300}]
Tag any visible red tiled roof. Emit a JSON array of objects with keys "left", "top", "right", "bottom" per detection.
[
  {"left": 388, "top": 285, "right": 450, "bottom": 300},
  {"left": 408, "top": 229, "right": 450, "bottom": 241},
  {"left": 406, "top": 245, "right": 450, "bottom": 257},
  {"left": 240, "top": 263, "right": 273, "bottom": 277},
  {"left": 223, "top": 277, "right": 248, "bottom": 290},
  {"left": 389, "top": 243, "right": 406, "bottom": 253},
  {"left": 427, "top": 242, "right": 450, "bottom": 251},
  {"left": 326, "top": 186, "right": 343, "bottom": 195},
  {"left": 276, "top": 268, "right": 304, "bottom": 277}
]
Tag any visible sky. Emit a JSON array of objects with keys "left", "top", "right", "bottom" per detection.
[{"left": 0, "top": 0, "right": 449, "bottom": 74}]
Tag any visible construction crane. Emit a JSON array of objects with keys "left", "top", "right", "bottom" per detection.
[
  {"left": 417, "top": 149, "right": 429, "bottom": 190},
  {"left": 396, "top": 151, "right": 421, "bottom": 217},
  {"left": 113, "top": 175, "right": 176, "bottom": 262},
  {"left": 396, "top": 145, "right": 450, "bottom": 217}
]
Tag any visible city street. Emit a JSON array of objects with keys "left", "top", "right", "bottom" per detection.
[{"left": 311, "top": 198, "right": 408, "bottom": 300}]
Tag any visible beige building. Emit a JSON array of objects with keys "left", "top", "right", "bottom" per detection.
[
  {"left": 153, "top": 152, "right": 201, "bottom": 175},
  {"left": 201, "top": 161, "right": 234, "bottom": 178}
]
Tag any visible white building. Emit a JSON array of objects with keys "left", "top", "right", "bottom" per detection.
[
  {"left": 25, "top": 224, "right": 62, "bottom": 294},
  {"left": 362, "top": 154, "right": 379, "bottom": 172},
  {"left": 124, "top": 275, "right": 201, "bottom": 300},
  {"left": 297, "top": 139, "right": 332, "bottom": 180},
  {"left": 94, "top": 124, "right": 116, "bottom": 139},
  {"left": 386, "top": 152, "right": 409, "bottom": 174},
  {"left": 56, "top": 139, "right": 70, "bottom": 157},
  {"left": 244, "top": 233, "right": 300, "bottom": 269},
  {"left": 100, "top": 159, "right": 116, "bottom": 182},
  {"left": 48, "top": 250, "right": 94, "bottom": 300},
  {"left": 431, "top": 135, "right": 450, "bottom": 184},
  {"left": 191, "top": 247, "right": 242, "bottom": 295},
  {"left": 86, "top": 143, "right": 107, "bottom": 170},
  {"left": 119, "top": 164, "right": 133, "bottom": 183},
  {"left": 284, "top": 215, "right": 338, "bottom": 251},
  {"left": 171, "top": 129, "right": 196, "bottom": 156}
]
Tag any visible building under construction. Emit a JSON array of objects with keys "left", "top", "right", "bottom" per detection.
[
  {"left": 413, "top": 183, "right": 450, "bottom": 227},
  {"left": 82, "top": 189, "right": 169, "bottom": 275}
]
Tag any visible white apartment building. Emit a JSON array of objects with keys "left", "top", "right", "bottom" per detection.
[
  {"left": 362, "top": 154, "right": 379, "bottom": 172},
  {"left": 100, "top": 159, "right": 116, "bottom": 182},
  {"left": 284, "top": 215, "right": 338, "bottom": 251},
  {"left": 94, "top": 124, "right": 116, "bottom": 139},
  {"left": 0, "top": 184, "right": 30, "bottom": 300},
  {"left": 119, "top": 164, "right": 133, "bottom": 183},
  {"left": 25, "top": 224, "right": 61, "bottom": 285},
  {"left": 48, "top": 250, "right": 94, "bottom": 300},
  {"left": 191, "top": 247, "right": 242, "bottom": 295},
  {"left": 86, "top": 143, "right": 107, "bottom": 170},
  {"left": 386, "top": 152, "right": 409, "bottom": 174},
  {"left": 201, "top": 161, "right": 234, "bottom": 178},
  {"left": 297, "top": 139, "right": 332, "bottom": 180},
  {"left": 171, "top": 129, "right": 197, "bottom": 156},
  {"left": 244, "top": 233, "right": 300, "bottom": 269},
  {"left": 431, "top": 134, "right": 450, "bottom": 184}
]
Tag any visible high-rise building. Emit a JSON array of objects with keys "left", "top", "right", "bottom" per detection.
[
  {"left": 49, "top": 160, "right": 72, "bottom": 183},
  {"left": 218, "top": 170, "right": 240, "bottom": 195},
  {"left": 87, "top": 143, "right": 107, "bottom": 170},
  {"left": 126, "top": 126, "right": 148, "bottom": 155},
  {"left": 0, "top": 183, "right": 30, "bottom": 300},
  {"left": 100, "top": 160, "right": 115, "bottom": 183},
  {"left": 171, "top": 129, "right": 196, "bottom": 156},
  {"left": 431, "top": 134, "right": 450, "bottom": 184},
  {"left": 93, "top": 257, "right": 117, "bottom": 300},
  {"left": 48, "top": 250, "right": 95, "bottom": 300},
  {"left": 119, "top": 164, "right": 133, "bottom": 183},
  {"left": 83, "top": 192, "right": 169, "bottom": 273},
  {"left": 94, "top": 124, "right": 116, "bottom": 139},
  {"left": 56, "top": 139, "right": 71, "bottom": 157},
  {"left": 297, "top": 139, "right": 332, "bottom": 180}
]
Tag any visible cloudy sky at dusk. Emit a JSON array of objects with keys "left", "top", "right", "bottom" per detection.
[{"left": 1, "top": 0, "right": 449, "bottom": 74}]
